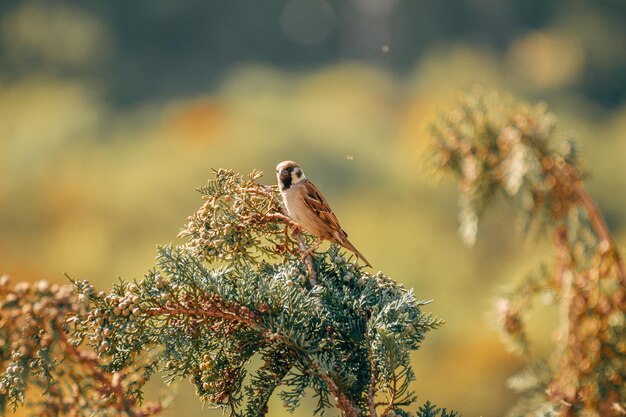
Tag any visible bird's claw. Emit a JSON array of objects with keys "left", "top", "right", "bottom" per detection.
[
  {"left": 290, "top": 223, "right": 303, "bottom": 235},
  {"left": 300, "top": 242, "right": 320, "bottom": 262}
]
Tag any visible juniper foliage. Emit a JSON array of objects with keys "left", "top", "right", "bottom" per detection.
[
  {"left": 431, "top": 90, "right": 625, "bottom": 417},
  {"left": 1, "top": 169, "right": 449, "bottom": 417}
]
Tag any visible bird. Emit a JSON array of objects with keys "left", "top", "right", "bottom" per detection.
[{"left": 276, "top": 160, "right": 372, "bottom": 267}]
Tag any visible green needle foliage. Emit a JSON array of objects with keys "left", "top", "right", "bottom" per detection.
[
  {"left": 1, "top": 169, "right": 450, "bottom": 417},
  {"left": 431, "top": 89, "right": 625, "bottom": 417}
]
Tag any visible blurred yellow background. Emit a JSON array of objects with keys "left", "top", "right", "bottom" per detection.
[{"left": 2, "top": 1, "right": 625, "bottom": 416}]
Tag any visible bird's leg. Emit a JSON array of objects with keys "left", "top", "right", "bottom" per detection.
[
  {"left": 285, "top": 223, "right": 303, "bottom": 251},
  {"left": 300, "top": 241, "right": 321, "bottom": 263},
  {"left": 290, "top": 223, "right": 302, "bottom": 236},
  {"left": 299, "top": 240, "right": 318, "bottom": 285},
  {"left": 288, "top": 223, "right": 317, "bottom": 285}
]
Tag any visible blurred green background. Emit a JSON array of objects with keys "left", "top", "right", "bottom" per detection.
[{"left": 1, "top": 1, "right": 625, "bottom": 416}]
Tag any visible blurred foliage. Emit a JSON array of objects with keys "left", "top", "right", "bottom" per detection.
[
  {"left": 431, "top": 91, "right": 584, "bottom": 246},
  {"left": 1, "top": 1, "right": 626, "bottom": 416},
  {"left": 432, "top": 91, "right": 625, "bottom": 416},
  {"left": 0, "top": 275, "right": 165, "bottom": 416},
  {"left": 1, "top": 1, "right": 625, "bottom": 107}
]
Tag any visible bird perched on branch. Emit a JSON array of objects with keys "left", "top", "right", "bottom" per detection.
[{"left": 276, "top": 160, "right": 372, "bottom": 267}]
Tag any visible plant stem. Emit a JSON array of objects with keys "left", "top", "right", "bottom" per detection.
[{"left": 574, "top": 185, "right": 626, "bottom": 285}]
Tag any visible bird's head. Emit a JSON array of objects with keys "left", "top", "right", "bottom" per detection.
[{"left": 276, "top": 160, "right": 306, "bottom": 191}]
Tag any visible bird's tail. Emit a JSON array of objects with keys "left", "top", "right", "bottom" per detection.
[{"left": 340, "top": 238, "right": 372, "bottom": 268}]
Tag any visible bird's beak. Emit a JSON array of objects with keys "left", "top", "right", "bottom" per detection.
[{"left": 279, "top": 169, "right": 290, "bottom": 181}]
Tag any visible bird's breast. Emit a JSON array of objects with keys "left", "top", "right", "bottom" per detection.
[{"left": 281, "top": 188, "right": 303, "bottom": 222}]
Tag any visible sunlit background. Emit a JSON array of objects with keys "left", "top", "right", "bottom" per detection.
[{"left": 2, "top": 1, "right": 626, "bottom": 416}]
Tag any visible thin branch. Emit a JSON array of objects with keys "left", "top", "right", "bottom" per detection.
[
  {"left": 57, "top": 330, "right": 162, "bottom": 417},
  {"left": 574, "top": 185, "right": 626, "bottom": 285},
  {"left": 292, "top": 227, "right": 317, "bottom": 285},
  {"left": 365, "top": 331, "right": 378, "bottom": 417},
  {"left": 239, "top": 186, "right": 277, "bottom": 200},
  {"left": 367, "top": 377, "right": 378, "bottom": 417},
  {"left": 553, "top": 225, "right": 575, "bottom": 288},
  {"left": 256, "top": 212, "right": 296, "bottom": 225},
  {"left": 317, "top": 370, "right": 361, "bottom": 417},
  {"left": 381, "top": 369, "right": 398, "bottom": 417},
  {"left": 145, "top": 304, "right": 259, "bottom": 331},
  {"left": 552, "top": 226, "right": 575, "bottom": 363}
]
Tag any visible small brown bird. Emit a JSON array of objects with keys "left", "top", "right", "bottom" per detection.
[{"left": 276, "top": 160, "right": 372, "bottom": 267}]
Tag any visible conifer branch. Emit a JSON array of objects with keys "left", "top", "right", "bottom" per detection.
[
  {"left": 143, "top": 291, "right": 360, "bottom": 414},
  {"left": 1, "top": 168, "right": 451, "bottom": 417},
  {"left": 432, "top": 89, "right": 625, "bottom": 416}
]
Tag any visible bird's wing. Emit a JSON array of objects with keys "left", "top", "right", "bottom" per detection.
[{"left": 302, "top": 180, "right": 345, "bottom": 235}]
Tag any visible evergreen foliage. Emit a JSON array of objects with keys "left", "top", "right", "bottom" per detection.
[
  {"left": 431, "top": 89, "right": 625, "bottom": 417},
  {"left": 0, "top": 169, "right": 450, "bottom": 416}
]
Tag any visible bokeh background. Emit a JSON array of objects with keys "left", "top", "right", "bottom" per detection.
[{"left": 2, "top": 1, "right": 625, "bottom": 416}]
